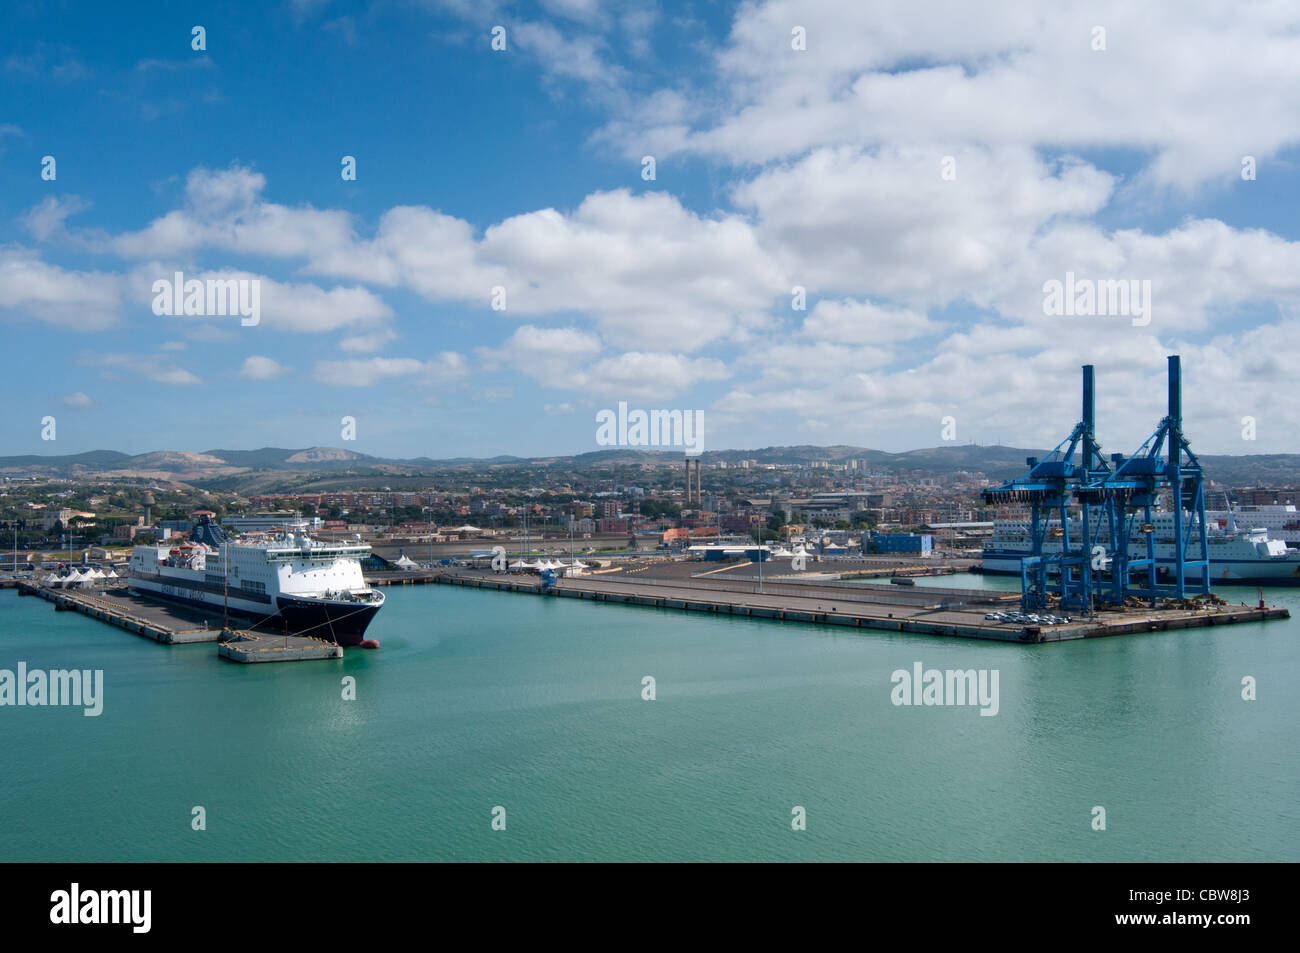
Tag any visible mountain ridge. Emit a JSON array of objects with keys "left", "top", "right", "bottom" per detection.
[{"left": 1, "top": 444, "right": 1296, "bottom": 487}]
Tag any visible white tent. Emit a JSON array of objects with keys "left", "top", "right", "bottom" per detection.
[
  {"left": 392, "top": 554, "right": 420, "bottom": 570},
  {"left": 509, "top": 560, "right": 529, "bottom": 570}
]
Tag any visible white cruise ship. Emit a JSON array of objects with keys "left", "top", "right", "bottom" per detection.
[
  {"left": 128, "top": 517, "right": 385, "bottom": 646},
  {"left": 1206, "top": 504, "right": 1300, "bottom": 547},
  {"left": 981, "top": 511, "right": 1300, "bottom": 584}
]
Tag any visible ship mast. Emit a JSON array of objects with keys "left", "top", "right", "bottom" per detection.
[{"left": 222, "top": 529, "right": 229, "bottom": 633}]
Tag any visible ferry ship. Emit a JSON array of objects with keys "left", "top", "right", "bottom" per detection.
[
  {"left": 981, "top": 511, "right": 1300, "bottom": 584},
  {"left": 127, "top": 517, "right": 385, "bottom": 646}
]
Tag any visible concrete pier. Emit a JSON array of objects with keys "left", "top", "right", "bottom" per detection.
[
  {"left": 365, "top": 570, "right": 440, "bottom": 586},
  {"left": 19, "top": 582, "right": 221, "bottom": 643},
  {"left": 431, "top": 568, "right": 1289, "bottom": 643},
  {"left": 17, "top": 582, "right": 345, "bottom": 662}
]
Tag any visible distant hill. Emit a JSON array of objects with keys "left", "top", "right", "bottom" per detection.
[
  {"left": 201, "top": 448, "right": 308, "bottom": 469},
  {"left": 0, "top": 450, "right": 132, "bottom": 468},
  {"left": 1196, "top": 454, "right": 1300, "bottom": 488},
  {"left": 701, "top": 444, "right": 1039, "bottom": 478},
  {"left": 284, "top": 446, "right": 368, "bottom": 464},
  {"left": 0, "top": 444, "right": 1296, "bottom": 488},
  {"left": 130, "top": 451, "right": 228, "bottom": 469}
]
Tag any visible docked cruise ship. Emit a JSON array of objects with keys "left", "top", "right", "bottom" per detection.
[
  {"left": 128, "top": 517, "right": 385, "bottom": 646},
  {"left": 981, "top": 511, "right": 1300, "bottom": 584},
  {"left": 1206, "top": 504, "right": 1300, "bottom": 547}
]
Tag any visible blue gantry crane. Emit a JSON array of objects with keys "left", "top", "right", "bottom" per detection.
[
  {"left": 982, "top": 355, "right": 1210, "bottom": 612},
  {"left": 981, "top": 365, "right": 1110, "bottom": 612},
  {"left": 1092, "top": 356, "right": 1211, "bottom": 604}
]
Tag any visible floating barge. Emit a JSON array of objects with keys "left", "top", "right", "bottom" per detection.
[
  {"left": 431, "top": 569, "right": 1289, "bottom": 643},
  {"left": 17, "top": 582, "right": 343, "bottom": 662},
  {"left": 218, "top": 630, "right": 342, "bottom": 663}
]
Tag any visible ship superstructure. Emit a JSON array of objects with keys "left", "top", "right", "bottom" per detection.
[{"left": 1205, "top": 504, "right": 1300, "bottom": 547}]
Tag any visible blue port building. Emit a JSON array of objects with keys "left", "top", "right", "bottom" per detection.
[{"left": 871, "top": 533, "right": 933, "bottom": 554}]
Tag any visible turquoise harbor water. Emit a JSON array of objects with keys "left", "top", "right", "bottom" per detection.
[{"left": 1, "top": 579, "right": 1297, "bottom": 862}]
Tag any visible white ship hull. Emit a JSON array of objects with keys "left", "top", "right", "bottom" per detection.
[
  {"left": 982, "top": 509, "right": 1300, "bottom": 582},
  {"left": 981, "top": 549, "right": 1300, "bottom": 582},
  {"left": 981, "top": 512, "right": 1300, "bottom": 584}
]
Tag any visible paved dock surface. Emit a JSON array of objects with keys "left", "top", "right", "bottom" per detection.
[
  {"left": 621, "top": 568, "right": 1019, "bottom": 609},
  {"left": 433, "top": 568, "right": 1289, "bottom": 643},
  {"left": 638, "top": 556, "right": 979, "bottom": 583},
  {"left": 20, "top": 582, "right": 221, "bottom": 643}
]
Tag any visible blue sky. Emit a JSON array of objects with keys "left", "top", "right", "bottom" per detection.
[{"left": 2, "top": 0, "right": 1299, "bottom": 460}]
